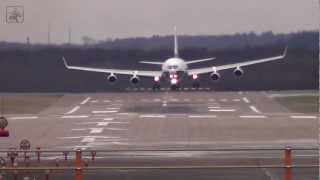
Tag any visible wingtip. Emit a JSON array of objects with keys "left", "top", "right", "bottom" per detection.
[
  {"left": 62, "top": 57, "right": 68, "bottom": 67},
  {"left": 283, "top": 46, "right": 288, "bottom": 57}
]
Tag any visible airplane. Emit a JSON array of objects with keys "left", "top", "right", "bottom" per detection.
[{"left": 62, "top": 27, "right": 287, "bottom": 90}]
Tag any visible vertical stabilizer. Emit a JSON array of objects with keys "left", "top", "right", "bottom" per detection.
[{"left": 174, "top": 26, "right": 179, "bottom": 57}]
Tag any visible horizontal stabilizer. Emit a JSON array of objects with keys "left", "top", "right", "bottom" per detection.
[
  {"left": 186, "top": 57, "right": 216, "bottom": 65},
  {"left": 139, "top": 61, "right": 163, "bottom": 65}
]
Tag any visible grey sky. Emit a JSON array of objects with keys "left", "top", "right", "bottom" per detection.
[{"left": 0, "top": 0, "right": 318, "bottom": 44}]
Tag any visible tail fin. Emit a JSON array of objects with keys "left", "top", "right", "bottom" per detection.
[{"left": 174, "top": 26, "right": 179, "bottom": 57}]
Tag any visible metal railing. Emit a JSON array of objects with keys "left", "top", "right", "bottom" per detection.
[{"left": 0, "top": 147, "right": 318, "bottom": 180}]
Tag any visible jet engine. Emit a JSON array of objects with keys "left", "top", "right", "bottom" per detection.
[
  {"left": 210, "top": 71, "right": 221, "bottom": 81},
  {"left": 233, "top": 67, "right": 244, "bottom": 77},
  {"left": 130, "top": 75, "right": 140, "bottom": 85},
  {"left": 107, "top": 74, "right": 117, "bottom": 83}
]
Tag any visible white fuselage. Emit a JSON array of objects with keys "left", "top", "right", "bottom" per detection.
[
  {"left": 161, "top": 57, "right": 188, "bottom": 85},
  {"left": 162, "top": 57, "right": 188, "bottom": 75}
]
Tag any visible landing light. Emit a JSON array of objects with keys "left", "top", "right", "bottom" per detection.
[
  {"left": 171, "top": 78, "right": 178, "bottom": 85},
  {"left": 173, "top": 74, "right": 178, "bottom": 79},
  {"left": 154, "top": 76, "right": 160, "bottom": 82},
  {"left": 192, "top": 74, "right": 198, "bottom": 80},
  {"left": 169, "top": 74, "right": 173, "bottom": 79}
]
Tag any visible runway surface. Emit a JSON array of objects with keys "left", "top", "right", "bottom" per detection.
[{"left": 0, "top": 91, "right": 317, "bottom": 179}]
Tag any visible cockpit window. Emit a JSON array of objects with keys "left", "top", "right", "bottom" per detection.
[{"left": 168, "top": 65, "right": 178, "bottom": 69}]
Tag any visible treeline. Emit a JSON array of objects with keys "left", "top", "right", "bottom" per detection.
[{"left": 0, "top": 31, "right": 318, "bottom": 92}]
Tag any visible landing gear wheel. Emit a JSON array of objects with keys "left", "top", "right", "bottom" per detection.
[
  {"left": 170, "top": 85, "right": 180, "bottom": 91},
  {"left": 192, "top": 82, "right": 200, "bottom": 89},
  {"left": 152, "top": 84, "right": 160, "bottom": 91}
]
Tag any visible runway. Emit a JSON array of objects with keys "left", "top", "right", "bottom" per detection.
[
  {"left": 1, "top": 91, "right": 317, "bottom": 150},
  {"left": 0, "top": 91, "right": 317, "bottom": 179}
]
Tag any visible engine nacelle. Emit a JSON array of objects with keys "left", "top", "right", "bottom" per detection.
[
  {"left": 130, "top": 75, "right": 140, "bottom": 85},
  {"left": 210, "top": 72, "right": 221, "bottom": 81},
  {"left": 233, "top": 67, "right": 244, "bottom": 77},
  {"left": 107, "top": 74, "right": 117, "bottom": 83}
]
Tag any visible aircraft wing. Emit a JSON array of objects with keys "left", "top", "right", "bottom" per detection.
[
  {"left": 62, "top": 57, "right": 162, "bottom": 77},
  {"left": 188, "top": 47, "right": 287, "bottom": 75}
]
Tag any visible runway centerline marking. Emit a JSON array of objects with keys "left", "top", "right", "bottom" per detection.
[
  {"left": 208, "top": 109, "right": 235, "bottom": 112},
  {"left": 61, "top": 115, "right": 88, "bottom": 119},
  {"left": 249, "top": 106, "right": 261, "bottom": 114},
  {"left": 80, "top": 97, "right": 91, "bottom": 105},
  {"left": 9, "top": 116, "right": 39, "bottom": 120},
  {"left": 65, "top": 106, "right": 80, "bottom": 114},
  {"left": 103, "top": 118, "right": 114, "bottom": 121},
  {"left": 242, "top": 97, "right": 250, "bottom": 103},
  {"left": 72, "top": 128, "right": 86, "bottom": 131},
  {"left": 240, "top": 115, "right": 267, "bottom": 119},
  {"left": 139, "top": 114, "right": 166, "bottom": 118},
  {"left": 290, "top": 115, "right": 317, "bottom": 119}
]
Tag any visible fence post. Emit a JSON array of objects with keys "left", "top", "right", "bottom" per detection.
[
  {"left": 75, "top": 149, "right": 83, "bottom": 180},
  {"left": 284, "top": 146, "right": 292, "bottom": 180},
  {"left": 36, "top": 147, "right": 41, "bottom": 162}
]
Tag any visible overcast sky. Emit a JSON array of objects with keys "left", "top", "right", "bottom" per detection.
[{"left": 0, "top": 0, "right": 318, "bottom": 44}]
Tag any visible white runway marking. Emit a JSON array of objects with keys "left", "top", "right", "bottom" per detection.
[
  {"left": 81, "top": 137, "right": 95, "bottom": 143},
  {"left": 65, "top": 106, "right": 80, "bottom": 114},
  {"left": 249, "top": 106, "right": 261, "bottom": 114},
  {"left": 240, "top": 115, "right": 267, "bottom": 119},
  {"left": 103, "top": 118, "right": 114, "bottom": 121},
  {"left": 220, "top": 99, "right": 228, "bottom": 102},
  {"left": 242, "top": 97, "right": 250, "bottom": 103},
  {"left": 153, "top": 98, "right": 161, "bottom": 102},
  {"left": 61, "top": 115, "right": 88, "bottom": 119},
  {"left": 90, "top": 128, "right": 104, "bottom": 134},
  {"left": 183, "top": 98, "right": 190, "bottom": 102},
  {"left": 107, "top": 128, "right": 128, "bottom": 131},
  {"left": 115, "top": 100, "right": 123, "bottom": 102},
  {"left": 9, "top": 116, "right": 39, "bottom": 120},
  {"left": 92, "top": 110, "right": 118, "bottom": 114},
  {"left": 97, "top": 122, "right": 110, "bottom": 126},
  {"left": 106, "top": 107, "right": 120, "bottom": 110},
  {"left": 139, "top": 114, "right": 166, "bottom": 118},
  {"left": 208, "top": 109, "right": 235, "bottom": 112},
  {"left": 290, "top": 115, "right": 317, "bottom": 119},
  {"left": 233, "top": 99, "right": 241, "bottom": 102},
  {"left": 72, "top": 128, "right": 86, "bottom": 131},
  {"left": 90, "top": 100, "right": 98, "bottom": 103},
  {"left": 208, "top": 106, "right": 221, "bottom": 109},
  {"left": 188, "top": 115, "right": 217, "bottom": 118},
  {"left": 104, "top": 100, "right": 111, "bottom": 102},
  {"left": 80, "top": 97, "right": 91, "bottom": 105},
  {"left": 110, "top": 103, "right": 123, "bottom": 106},
  {"left": 162, "top": 101, "right": 167, "bottom": 107}
]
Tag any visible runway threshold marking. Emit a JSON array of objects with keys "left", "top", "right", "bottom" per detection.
[
  {"left": 240, "top": 115, "right": 267, "bottom": 119},
  {"left": 80, "top": 97, "right": 91, "bottom": 105},
  {"left": 61, "top": 115, "right": 88, "bottom": 119},
  {"left": 9, "top": 116, "right": 39, "bottom": 120},
  {"left": 242, "top": 97, "right": 250, "bottom": 103},
  {"left": 208, "top": 109, "right": 235, "bottom": 112},
  {"left": 188, "top": 115, "right": 217, "bottom": 118},
  {"left": 290, "top": 115, "right": 317, "bottom": 119},
  {"left": 139, "top": 114, "right": 166, "bottom": 118},
  {"left": 249, "top": 106, "right": 261, "bottom": 114},
  {"left": 65, "top": 106, "right": 80, "bottom": 114}
]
